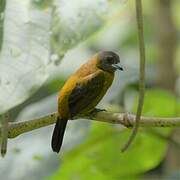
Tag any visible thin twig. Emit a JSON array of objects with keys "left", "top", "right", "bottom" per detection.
[
  {"left": 0, "top": 112, "right": 9, "bottom": 157},
  {"left": 0, "top": 111, "right": 179, "bottom": 139},
  {"left": 121, "top": 0, "right": 146, "bottom": 152}
]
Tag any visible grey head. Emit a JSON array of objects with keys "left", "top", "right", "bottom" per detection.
[{"left": 97, "top": 51, "right": 123, "bottom": 73}]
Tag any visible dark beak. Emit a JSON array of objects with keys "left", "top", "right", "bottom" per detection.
[{"left": 112, "top": 64, "right": 123, "bottom": 71}]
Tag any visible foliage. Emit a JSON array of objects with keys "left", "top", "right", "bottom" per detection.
[
  {"left": 49, "top": 89, "right": 178, "bottom": 179},
  {"left": 0, "top": 0, "right": 109, "bottom": 115}
]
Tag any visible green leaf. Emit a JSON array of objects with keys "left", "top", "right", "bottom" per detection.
[
  {"left": 133, "top": 89, "right": 177, "bottom": 117},
  {"left": 49, "top": 123, "right": 167, "bottom": 179},
  {"left": 46, "top": 77, "right": 66, "bottom": 93}
]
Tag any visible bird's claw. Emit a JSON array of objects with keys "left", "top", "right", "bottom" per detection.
[{"left": 89, "top": 108, "right": 107, "bottom": 119}]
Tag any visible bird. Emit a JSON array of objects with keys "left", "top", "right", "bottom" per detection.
[{"left": 51, "top": 51, "right": 123, "bottom": 153}]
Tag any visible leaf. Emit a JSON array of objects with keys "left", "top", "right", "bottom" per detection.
[
  {"left": 49, "top": 122, "right": 167, "bottom": 180},
  {"left": 0, "top": 0, "right": 113, "bottom": 115},
  {"left": 133, "top": 89, "right": 177, "bottom": 117},
  {"left": 0, "top": 0, "right": 51, "bottom": 114},
  {"left": 51, "top": 0, "right": 108, "bottom": 59},
  {"left": 46, "top": 77, "right": 66, "bottom": 94}
]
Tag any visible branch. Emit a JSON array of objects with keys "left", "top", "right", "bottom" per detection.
[
  {"left": 1, "top": 111, "right": 180, "bottom": 139},
  {"left": 0, "top": 112, "right": 9, "bottom": 157},
  {"left": 121, "top": 0, "right": 146, "bottom": 152}
]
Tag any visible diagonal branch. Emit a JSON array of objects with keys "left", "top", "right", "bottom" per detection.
[{"left": 1, "top": 111, "right": 180, "bottom": 139}]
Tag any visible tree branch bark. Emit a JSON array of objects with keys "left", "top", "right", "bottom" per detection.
[{"left": 1, "top": 111, "right": 180, "bottom": 139}]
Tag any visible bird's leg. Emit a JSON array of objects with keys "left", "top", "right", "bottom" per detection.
[{"left": 89, "top": 108, "right": 107, "bottom": 119}]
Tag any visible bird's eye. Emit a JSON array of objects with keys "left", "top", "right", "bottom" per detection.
[{"left": 106, "top": 57, "right": 113, "bottom": 64}]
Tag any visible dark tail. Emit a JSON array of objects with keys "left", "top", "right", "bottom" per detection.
[{"left": 51, "top": 116, "right": 68, "bottom": 153}]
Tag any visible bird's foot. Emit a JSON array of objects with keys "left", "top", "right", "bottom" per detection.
[{"left": 89, "top": 108, "right": 107, "bottom": 119}]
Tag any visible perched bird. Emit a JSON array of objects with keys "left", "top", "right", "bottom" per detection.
[{"left": 51, "top": 51, "right": 123, "bottom": 153}]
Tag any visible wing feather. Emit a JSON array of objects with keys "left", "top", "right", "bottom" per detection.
[{"left": 68, "top": 72, "right": 104, "bottom": 117}]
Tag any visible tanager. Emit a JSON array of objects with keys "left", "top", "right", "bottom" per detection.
[{"left": 51, "top": 51, "right": 123, "bottom": 153}]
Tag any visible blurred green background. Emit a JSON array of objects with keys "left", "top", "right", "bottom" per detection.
[{"left": 0, "top": 0, "right": 180, "bottom": 180}]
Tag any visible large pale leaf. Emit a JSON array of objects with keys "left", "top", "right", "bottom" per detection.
[
  {"left": 0, "top": 0, "right": 112, "bottom": 115},
  {"left": 51, "top": 0, "right": 108, "bottom": 61},
  {"left": 0, "top": 0, "right": 51, "bottom": 114}
]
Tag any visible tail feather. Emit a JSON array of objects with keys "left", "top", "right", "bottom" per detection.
[{"left": 51, "top": 116, "right": 68, "bottom": 153}]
